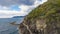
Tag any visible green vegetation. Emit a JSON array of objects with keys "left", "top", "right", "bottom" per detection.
[
  {"left": 26, "top": 0, "right": 60, "bottom": 20},
  {"left": 25, "top": 0, "right": 60, "bottom": 33},
  {"left": 19, "top": 0, "right": 60, "bottom": 34}
]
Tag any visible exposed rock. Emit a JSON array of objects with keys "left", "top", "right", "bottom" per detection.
[{"left": 18, "top": 0, "right": 60, "bottom": 34}]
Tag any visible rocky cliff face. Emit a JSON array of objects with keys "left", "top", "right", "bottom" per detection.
[{"left": 18, "top": 0, "right": 60, "bottom": 34}]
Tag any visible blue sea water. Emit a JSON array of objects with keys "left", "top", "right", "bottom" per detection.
[{"left": 0, "top": 18, "right": 24, "bottom": 34}]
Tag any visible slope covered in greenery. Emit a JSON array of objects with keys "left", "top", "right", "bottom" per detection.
[
  {"left": 27, "top": 0, "right": 60, "bottom": 20},
  {"left": 19, "top": 0, "right": 60, "bottom": 34}
]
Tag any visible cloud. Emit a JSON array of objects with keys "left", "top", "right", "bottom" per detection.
[
  {"left": 0, "top": 0, "right": 47, "bottom": 6},
  {"left": 0, "top": 0, "right": 47, "bottom": 18},
  {"left": 0, "top": 0, "right": 35, "bottom": 6},
  {"left": 0, "top": 10, "right": 28, "bottom": 18},
  {"left": 0, "top": 6, "right": 9, "bottom": 10},
  {"left": 0, "top": 5, "right": 32, "bottom": 18}
]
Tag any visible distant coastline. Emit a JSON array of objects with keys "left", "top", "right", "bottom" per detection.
[{"left": 12, "top": 16, "right": 25, "bottom": 18}]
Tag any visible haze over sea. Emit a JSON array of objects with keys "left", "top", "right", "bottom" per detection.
[{"left": 0, "top": 17, "right": 24, "bottom": 34}]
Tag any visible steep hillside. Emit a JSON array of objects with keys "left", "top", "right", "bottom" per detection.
[{"left": 19, "top": 0, "right": 60, "bottom": 34}]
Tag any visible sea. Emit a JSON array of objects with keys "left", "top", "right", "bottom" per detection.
[{"left": 0, "top": 18, "right": 24, "bottom": 34}]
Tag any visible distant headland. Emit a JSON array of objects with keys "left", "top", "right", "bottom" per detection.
[{"left": 12, "top": 16, "right": 25, "bottom": 18}]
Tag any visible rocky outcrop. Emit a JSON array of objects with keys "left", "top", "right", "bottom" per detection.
[{"left": 18, "top": 0, "right": 60, "bottom": 34}]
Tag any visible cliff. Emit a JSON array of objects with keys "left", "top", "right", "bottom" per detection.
[{"left": 18, "top": 0, "right": 60, "bottom": 34}]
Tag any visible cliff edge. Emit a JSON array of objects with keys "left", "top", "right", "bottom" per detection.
[{"left": 19, "top": 0, "right": 60, "bottom": 34}]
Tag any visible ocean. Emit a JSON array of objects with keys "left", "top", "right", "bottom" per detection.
[{"left": 0, "top": 18, "right": 24, "bottom": 34}]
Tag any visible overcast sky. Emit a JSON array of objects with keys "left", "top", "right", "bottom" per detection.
[{"left": 0, "top": 0, "right": 47, "bottom": 18}]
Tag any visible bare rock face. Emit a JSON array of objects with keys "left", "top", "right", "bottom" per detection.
[{"left": 18, "top": 0, "right": 60, "bottom": 34}]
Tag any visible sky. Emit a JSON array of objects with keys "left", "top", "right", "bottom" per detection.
[{"left": 0, "top": 0, "right": 47, "bottom": 18}]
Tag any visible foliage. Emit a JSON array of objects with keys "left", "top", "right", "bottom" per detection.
[
  {"left": 26, "top": 0, "right": 60, "bottom": 20},
  {"left": 20, "top": 0, "right": 60, "bottom": 34}
]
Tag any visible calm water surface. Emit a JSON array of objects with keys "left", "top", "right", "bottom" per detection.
[{"left": 0, "top": 18, "right": 24, "bottom": 34}]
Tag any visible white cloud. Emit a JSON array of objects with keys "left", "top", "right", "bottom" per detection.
[
  {"left": 0, "top": 0, "right": 47, "bottom": 18},
  {"left": 0, "top": 10, "right": 28, "bottom": 18},
  {"left": 19, "top": 5, "right": 33, "bottom": 13},
  {"left": 0, "top": 6, "right": 9, "bottom": 10},
  {"left": 34, "top": 0, "right": 47, "bottom": 7},
  {"left": 19, "top": 5, "right": 30, "bottom": 12},
  {"left": 0, "top": 5, "right": 30, "bottom": 18}
]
